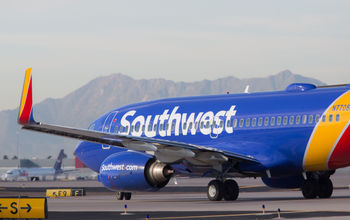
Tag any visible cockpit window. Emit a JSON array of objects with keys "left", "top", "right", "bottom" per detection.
[{"left": 88, "top": 123, "right": 95, "bottom": 130}]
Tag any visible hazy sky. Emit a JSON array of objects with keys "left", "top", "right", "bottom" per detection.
[{"left": 1, "top": 0, "right": 349, "bottom": 111}]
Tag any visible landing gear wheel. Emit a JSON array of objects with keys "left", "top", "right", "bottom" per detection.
[
  {"left": 318, "top": 178, "right": 333, "bottom": 198},
  {"left": 116, "top": 192, "right": 124, "bottom": 200},
  {"left": 223, "top": 179, "right": 239, "bottom": 201},
  {"left": 124, "top": 192, "right": 132, "bottom": 200},
  {"left": 207, "top": 180, "right": 224, "bottom": 201},
  {"left": 301, "top": 179, "right": 318, "bottom": 199}
]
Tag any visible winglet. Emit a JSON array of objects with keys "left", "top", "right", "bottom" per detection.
[{"left": 18, "top": 68, "right": 36, "bottom": 125}]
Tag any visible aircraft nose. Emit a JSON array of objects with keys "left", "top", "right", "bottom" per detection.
[
  {"left": 74, "top": 141, "right": 106, "bottom": 172},
  {"left": 74, "top": 141, "right": 84, "bottom": 158}
]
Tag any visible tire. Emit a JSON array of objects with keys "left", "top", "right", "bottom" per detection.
[
  {"left": 223, "top": 179, "right": 239, "bottom": 201},
  {"left": 318, "top": 178, "right": 333, "bottom": 198},
  {"left": 116, "top": 192, "right": 124, "bottom": 200},
  {"left": 207, "top": 180, "right": 224, "bottom": 201},
  {"left": 301, "top": 179, "right": 318, "bottom": 199},
  {"left": 124, "top": 192, "right": 132, "bottom": 200}
]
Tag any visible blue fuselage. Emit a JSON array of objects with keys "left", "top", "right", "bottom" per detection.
[{"left": 75, "top": 85, "right": 349, "bottom": 178}]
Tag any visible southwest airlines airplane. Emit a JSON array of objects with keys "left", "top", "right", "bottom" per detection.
[
  {"left": 4, "top": 149, "right": 66, "bottom": 181},
  {"left": 18, "top": 68, "right": 350, "bottom": 201}
]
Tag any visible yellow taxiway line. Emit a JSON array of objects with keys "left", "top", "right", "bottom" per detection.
[{"left": 149, "top": 210, "right": 318, "bottom": 220}]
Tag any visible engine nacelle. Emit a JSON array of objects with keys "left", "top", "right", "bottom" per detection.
[
  {"left": 262, "top": 175, "right": 304, "bottom": 188},
  {"left": 98, "top": 151, "right": 173, "bottom": 191}
]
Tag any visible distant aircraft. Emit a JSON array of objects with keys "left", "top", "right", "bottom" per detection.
[
  {"left": 18, "top": 68, "right": 350, "bottom": 201},
  {"left": 4, "top": 149, "right": 66, "bottom": 181}
]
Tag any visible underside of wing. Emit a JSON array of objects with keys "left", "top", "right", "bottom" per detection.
[{"left": 23, "top": 122, "right": 260, "bottom": 164}]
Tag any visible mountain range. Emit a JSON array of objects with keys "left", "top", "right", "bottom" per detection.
[{"left": 0, "top": 70, "right": 325, "bottom": 158}]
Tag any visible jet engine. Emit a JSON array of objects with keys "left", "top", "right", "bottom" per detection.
[{"left": 98, "top": 151, "right": 174, "bottom": 191}]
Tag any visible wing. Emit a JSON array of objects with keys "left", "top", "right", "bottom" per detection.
[{"left": 18, "top": 68, "right": 261, "bottom": 170}]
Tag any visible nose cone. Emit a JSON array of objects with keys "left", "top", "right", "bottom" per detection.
[
  {"left": 75, "top": 141, "right": 128, "bottom": 173},
  {"left": 75, "top": 141, "right": 103, "bottom": 172}
]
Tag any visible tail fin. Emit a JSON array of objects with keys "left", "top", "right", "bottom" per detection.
[
  {"left": 53, "top": 149, "right": 66, "bottom": 172},
  {"left": 18, "top": 68, "right": 36, "bottom": 125}
]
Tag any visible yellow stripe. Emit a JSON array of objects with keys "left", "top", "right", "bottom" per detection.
[
  {"left": 149, "top": 210, "right": 318, "bottom": 220},
  {"left": 304, "top": 90, "right": 350, "bottom": 171},
  {"left": 19, "top": 68, "right": 32, "bottom": 116}
]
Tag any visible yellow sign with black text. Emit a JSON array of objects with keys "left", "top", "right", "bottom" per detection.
[
  {"left": 46, "top": 189, "right": 71, "bottom": 197},
  {"left": 0, "top": 197, "right": 47, "bottom": 219},
  {"left": 46, "top": 188, "right": 85, "bottom": 197}
]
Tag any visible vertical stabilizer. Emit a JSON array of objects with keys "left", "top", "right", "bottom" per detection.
[
  {"left": 54, "top": 149, "right": 66, "bottom": 173},
  {"left": 18, "top": 68, "right": 36, "bottom": 124}
]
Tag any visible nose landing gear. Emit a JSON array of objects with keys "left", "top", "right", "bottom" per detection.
[
  {"left": 116, "top": 191, "right": 132, "bottom": 200},
  {"left": 207, "top": 179, "right": 239, "bottom": 201}
]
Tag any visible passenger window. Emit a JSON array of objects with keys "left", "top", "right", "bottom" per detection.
[
  {"left": 205, "top": 121, "right": 210, "bottom": 128},
  {"left": 159, "top": 124, "right": 164, "bottom": 131},
  {"left": 131, "top": 125, "right": 134, "bottom": 132},
  {"left": 226, "top": 120, "right": 231, "bottom": 128},
  {"left": 302, "top": 115, "right": 307, "bottom": 124},
  {"left": 119, "top": 126, "right": 123, "bottom": 133},
  {"left": 296, "top": 115, "right": 301, "bottom": 124},
  {"left": 115, "top": 125, "right": 118, "bottom": 133},
  {"left": 142, "top": 125, "right": 145, "bottom": 132},
  {"left": 322, "top": 115, "right": 326, "bottom": 122},
  {"left": 329, "top": 114, "right": 333, "bottom": 122},
  {"left": 183, "top": 123, "right": 187, "bottom": 130},
  {"left": 258, "top": 117, "right": 263, "bottom": 126},
  {"left": 233, "top": 119, "right": 238, "bottom": 128},
  {"left": 277, "top": 116, "right": 282, "bottom": 125},
  {"left": 308, "top": 115, "right": 313, "bottom": 124},
  {"left": 189, "top": 122, "right": 193, "bottom": 129},
  {"left": 171, "top": 123, "right": 175, "bottom": 131},
  {"left": 252, "top": 118, "right": 257, "bottom": 127},
  {"left": 245, "top": 118, "right": 251, "bottom": 127},
  {"left": 200, "top": 122, "right": 204, "bottom": 129},
  {"left": 283, "top": 116, "right": 288, "bottom": 125},
  {"left": 336, "top": 114, "right": 340, "bottom": 122},
  {"left": 148, "top": 124, "right": 152, "bottom": 131},
  {"left": 135, "top": 124, "right": 140, "bottom": 132},
  {"left": 195, "top": 122, "right": 199, "bottom": 129},
  {"left": 153, "top": 124, "right": 157, "bottom": 131},
  {"left": 125, "top": 126, "right": 129, "bottom": 134},
  {"left": 289, "top": 116, "right": 294, "bottom": 125},
  {"left": 270, "top": 117, "right": 275, "bottom": 126},
  {"left": 264, "top": 117, "right": 269, "bottom": 126},
  {"left": 165, "top": 123, "right": 169, "bottom": 131},
  {"left": 315, "top": 114, "right": 320, "bottom": 123},
  {"left": 239, "top": 119, "right": 244, "bottom": 128},
  {"left": 220, "top": 120, "right": 224, "bottom": 128}
]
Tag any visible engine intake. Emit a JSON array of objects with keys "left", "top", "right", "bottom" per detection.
[{"left": 146, "top": 159, "right": 174, "bottom": 188}]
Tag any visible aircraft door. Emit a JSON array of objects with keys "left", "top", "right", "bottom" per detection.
[{"left": 101, "top": 111, "right": 118, "bottom": 149}]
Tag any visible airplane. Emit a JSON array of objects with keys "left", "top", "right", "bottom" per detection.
[
  {"left": 3, "top": 149, "right": 66, "bottom": 181},
  {"left": 17, "top": 68, "right": 350, "bottom": 201}
]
